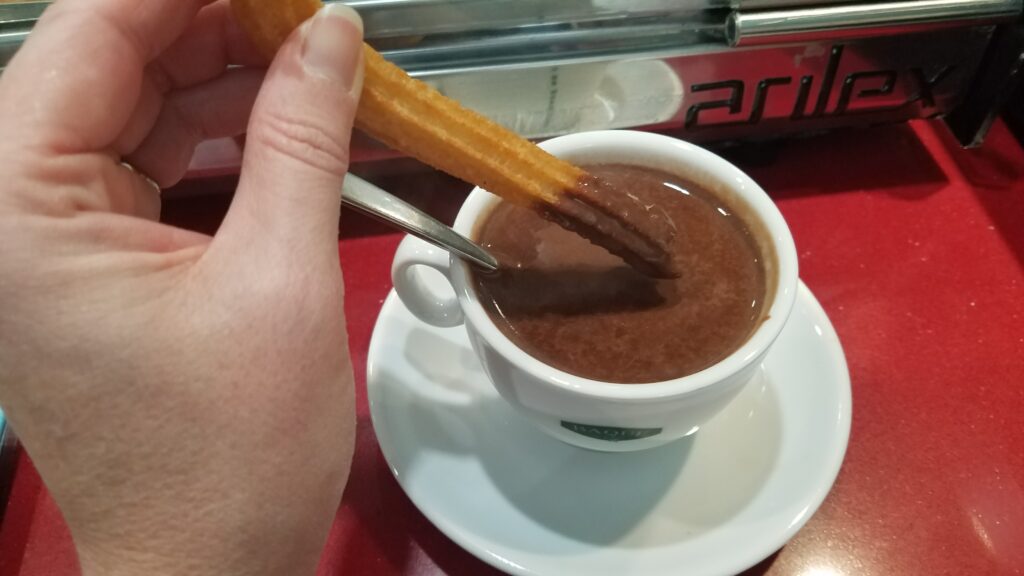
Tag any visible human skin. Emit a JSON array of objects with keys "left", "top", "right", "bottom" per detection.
[{"left": 0, "top": 0, "right": 365, "bottom": 573}]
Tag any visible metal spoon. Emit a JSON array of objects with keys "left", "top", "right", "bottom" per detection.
[{"left": 341, "top": 174, "right": 499, "bottom": 272}]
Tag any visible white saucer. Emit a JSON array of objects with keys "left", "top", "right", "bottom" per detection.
[{"left": 367, "top": 281, "right": 851, "bottom": 576}]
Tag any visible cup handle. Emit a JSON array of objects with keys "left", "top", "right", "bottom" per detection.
[{"left": 391, "top": 236, "right": 465, "bottom": 328}]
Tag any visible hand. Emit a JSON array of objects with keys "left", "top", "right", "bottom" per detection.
[{"left": 0, "top": 0, "right": 364, "bottom": 574}]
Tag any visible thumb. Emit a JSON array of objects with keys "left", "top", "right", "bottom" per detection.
[{"left": 217, "top": 4, "right": 363, "bottom": 261}]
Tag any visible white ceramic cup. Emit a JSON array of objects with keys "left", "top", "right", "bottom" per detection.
[{"left": 391, "top": 130, "right": 799, "bottom": 452}]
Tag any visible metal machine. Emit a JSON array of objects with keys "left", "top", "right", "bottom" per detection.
[{"left": 1, "top": 0, "right": 1022, "bottom": 150}]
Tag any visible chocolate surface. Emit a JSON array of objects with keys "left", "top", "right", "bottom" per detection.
[{"left": 473, "top": 164, "right": 768, "bottom": 383}]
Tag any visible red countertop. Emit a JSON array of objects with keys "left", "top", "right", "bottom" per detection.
[{"left": 1, "top": 119, "right": 1022, "bottom": 576}]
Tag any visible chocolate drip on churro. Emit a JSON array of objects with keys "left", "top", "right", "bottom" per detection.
[{"left": 538, "top": 175, "right": 680, "bottom": 278}]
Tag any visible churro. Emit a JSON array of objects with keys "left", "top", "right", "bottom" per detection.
[{"left": 231, "top": 0, "right": 678, "bottom": 277}]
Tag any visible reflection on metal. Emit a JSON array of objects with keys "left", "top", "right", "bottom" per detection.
[
  {"left": 727, "top": 0, "right": 1022, "bottom": 46},
  {"left": 384, "top": 20, "right": 723, "bottom": 77},
  {"left": 424, "top": 28, "right": 992, "bottom": 142},
  {"left": 0, "top": 2, "right": 43, "bottom": 71},
  {"left": 946, "top": 23, "right": 1024, "bottom": 146},
  {"left": 0, "top": 0, "right": 1018, "bottom": 147},
  {"left": 431, "top": 59, "right": 685, "bottom": 138},
  {"left": 0, "top": 1, "right": 724, "bottom": 75},
  {"left": 344, "top": 0, "right": 722, "bottom": 40},
  {"left": 0, "top": 1, "right": 46, "bottom": 24}
]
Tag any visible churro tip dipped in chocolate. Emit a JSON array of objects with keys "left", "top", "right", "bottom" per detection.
[
  {"left": 551, "top": 175, "right": 681, "bottom": 278},
  {"left": 230, "top": 0, "right": 679, "bottom": 278}
]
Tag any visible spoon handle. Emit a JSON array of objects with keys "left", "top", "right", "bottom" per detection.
[{"left": 341, "top": 174, "right": 499, "bottom": 272}]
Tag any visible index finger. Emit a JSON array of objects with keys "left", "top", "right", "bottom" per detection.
[{"left": 0, "top": 0, "right": 215, "bottom": 155}]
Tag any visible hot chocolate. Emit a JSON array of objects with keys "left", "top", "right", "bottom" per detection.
[{"left": 472, "top": 163, "right": 772, "bottom": 383}]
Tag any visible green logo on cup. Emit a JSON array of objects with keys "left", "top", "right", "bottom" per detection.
[{"left": 561, "top": 421, "right": 662, "bottom": 442}]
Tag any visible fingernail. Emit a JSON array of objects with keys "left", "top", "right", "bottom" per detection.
[{"left": 302, "top": 4, "right": 363, "bottom": 88}]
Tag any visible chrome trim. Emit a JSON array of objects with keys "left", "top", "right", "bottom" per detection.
[
  {"left": 727, "top": 0, "right": 1023, "bottom": 46},
  {"left": 0, "top": 1, "right": 723, "bottom": 73},
  {"left": 386, "top": 19, "right": 724, "bottom": 76},
  {"left": 0, "top": 1, "right": 47, "bottom": 24},
  {"left": 0, "top": 2, "right": 45, "bottom": 71}
]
